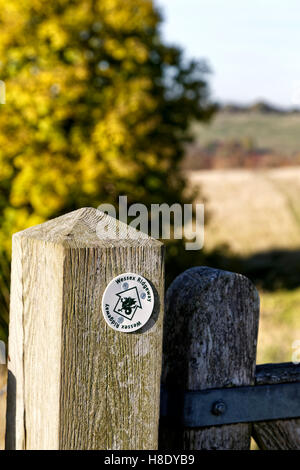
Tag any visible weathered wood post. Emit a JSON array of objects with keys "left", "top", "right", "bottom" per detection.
[
  {"left": 253, "top": 363, "right": 300, "bottom": 449},
  {"left": 5, "top": 207, "right": 164, "bottom": 450},
  {"left": 160, "top": 266, "right": 260, "bottom": 450}
]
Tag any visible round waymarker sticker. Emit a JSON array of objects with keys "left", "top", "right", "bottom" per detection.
[{"left": 102, "top": 273, "right": 155, "bottom": 332}]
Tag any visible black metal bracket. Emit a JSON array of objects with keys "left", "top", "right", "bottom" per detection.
[{"left": 160, "top": 381, "right": 300, "bottom": 427}]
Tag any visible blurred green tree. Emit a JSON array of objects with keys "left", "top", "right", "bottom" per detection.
[{"left": 0, "top": 0, "right": 215, "bottom": 340}]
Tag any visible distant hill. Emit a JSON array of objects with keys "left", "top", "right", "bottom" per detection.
[
  {"left": 184, "top": 105, "right": 300, "bottom": 170},
  {"left": 219, "top": 100, "right": 300, "bottom": 115}
]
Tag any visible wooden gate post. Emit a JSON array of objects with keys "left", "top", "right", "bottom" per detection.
[
  {"left": 6, "top": 207, "right": 164, "bottom": 450},
  {"left": 160, "top": 266, "right": 259, "bottom": 450},
  {"left": 253, "top": 364, "right": 300, "bottom": 449}
]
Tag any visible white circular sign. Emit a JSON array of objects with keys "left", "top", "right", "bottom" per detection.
[{"left": 102, "top": 273, "right": 155, "bottom": 332}]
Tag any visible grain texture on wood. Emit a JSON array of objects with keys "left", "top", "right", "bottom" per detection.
[
  {"left": 253, "top": 363, "right": 300, "bottom": 450},
  {"left": 159, "top": 266, "right": 260, "bottom": 450},
  {"left": 6, "top": 207, "right": 164, "bottom": 450},
  {"left": 255, "top": 362, "right": 300, "bottom": 385}
]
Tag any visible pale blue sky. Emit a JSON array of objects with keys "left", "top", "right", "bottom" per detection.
[{"left": 155, "top": 0, "right": 300, "bottom": 107}]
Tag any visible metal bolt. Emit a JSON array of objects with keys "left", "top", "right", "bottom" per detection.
[
  {"left": 141, "top": 292, "right": 146, "bottom": 299},
  {"left": 211, "top": 400, "right": 227, "bottom": 416},
  {"left": 122, "top": 282, "right": 129, "bottom": 290}
]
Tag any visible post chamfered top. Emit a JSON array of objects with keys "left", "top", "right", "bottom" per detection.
[{"left": 12, "top": 207, "right": 162, "bottom": 248}]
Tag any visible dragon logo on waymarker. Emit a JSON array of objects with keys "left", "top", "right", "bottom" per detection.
[
  {"left": 102, "top": 272, "right": 154, "bottom": 332},
  {"left": 113, "top": 286, "right": 142, "bottom": 321}
]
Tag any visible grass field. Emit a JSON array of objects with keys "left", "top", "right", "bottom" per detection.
[
  {"left": 192, "top": 111, "right": 300, "bottom": 156},
  {"left": 188, "top": 167, "right": 300, "bottom": 365},
  {"left": 189, "top": 167, "right": 300, "bottom": 255}
]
